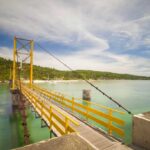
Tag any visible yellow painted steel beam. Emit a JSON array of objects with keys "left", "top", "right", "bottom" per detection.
[
  {"left": 12, "top": 37, "right": 34, "bottom": 89},
  {"left": 9, "top": 67, "right": 12, "bottom": 80},
  {"left": 30, "top": 40, "right": 34, "bottom": 87},
  {"left": 12, "top": 37, "right": 17, "bottom": 89}
]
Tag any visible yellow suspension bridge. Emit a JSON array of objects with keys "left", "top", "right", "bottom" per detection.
[{"left": 10, "top": 37, "right": 138, "bottom": 150}]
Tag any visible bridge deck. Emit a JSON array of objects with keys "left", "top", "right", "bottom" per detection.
[{"left": 22, "top": 86, "right": 133, "bottom": 150}]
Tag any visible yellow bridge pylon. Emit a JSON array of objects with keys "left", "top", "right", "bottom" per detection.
[{"left": 12, "top": 37, "right": 34, "bottom": 90}]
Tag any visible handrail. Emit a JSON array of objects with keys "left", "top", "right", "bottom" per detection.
[
  {"left": 31, "top": 84, "right": 125, "bottom": 138},
  {"left": 22, "top": 84, "right": 79, "bottom": 126},
  {"left": 52, "top": 104, "right": 79, "bottom": 126},
  {"left": 20, "top": 84, "right": 79, "bottom": 136},
  {"left": 33, "top": 84, "right": 124, "bottom": 114},
  {"left": 78, "top": 100, "right": 125, "bottom": 114}
]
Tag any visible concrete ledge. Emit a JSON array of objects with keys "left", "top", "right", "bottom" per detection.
[
  {"left": 13, "top": 133, "right": 97, "bottom": 150},
  {"left": 133, "top": 112, "right": 150, "bottom": 149}
]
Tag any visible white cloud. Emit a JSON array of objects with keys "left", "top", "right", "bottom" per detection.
[
  {"left": 1, "top": 46, "right": 150, "bottom": 76},
  {"left": 0, "top": 0, "right": 150, "bottom": 76},
  {"left": 0, "top": 47, "right": 12, "bottom": 59},
  {"left": 0, "top": 0, "right": 149, "bottom": 44}
]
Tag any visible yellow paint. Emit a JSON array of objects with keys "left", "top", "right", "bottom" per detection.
[
  {"left": 108, "top": 109, "right": 113, "bottom": 135},
  {"left": 49, "top": 106, "right": 52, "bottom": 129},
  {"left": 32, "top": 84, "right": 125, "bottom": 137},
  {"left": 30, "top": 40, "right": 34, "bottom": 87},
  {"left": 72, "top": 97, "right": 74, "bottom": 112},
  {"left": 12, "top": 37, "right": 34, "bottom": 89},
  {"left": 12, "top": 37, "right": 16, "bottom": 89},
  {"left": 65, "top": 117, "right": 69, "bottom": 134},
  {"left": 9, "top": 67, "right": 12, "bottom": 80}
]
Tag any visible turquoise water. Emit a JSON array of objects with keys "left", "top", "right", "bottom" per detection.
[
  {"left": 38, "top": 80, "right": 150, "bottom": 114},
  {"left": 0, "top": 84, "right": 51, "bottom": 150},
  {"left": 0, "top": 84, "right": 23, "bottom": 150},
  {"left": 38, "top": 80, "right": 150, "bottom": 144},
  {"left": 0, "top": 80, "right": 150, "bottom": 149}
]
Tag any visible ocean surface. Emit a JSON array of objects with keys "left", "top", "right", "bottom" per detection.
[{"left": 0, "top": 80, "right": 150, "bottom": 149}]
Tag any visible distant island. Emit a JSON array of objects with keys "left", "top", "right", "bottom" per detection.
[{"left": 0, "top": 57, "right": 150, "bottom": 81}]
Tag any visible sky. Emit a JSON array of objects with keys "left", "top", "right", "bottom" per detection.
[{"left": 0, "top": 0, "right": 150, "bottom": 76}]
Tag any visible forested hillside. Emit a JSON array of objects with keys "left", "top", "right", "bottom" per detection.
[{"left": 0, "top": 57, "right": 150, "bottom": 81}]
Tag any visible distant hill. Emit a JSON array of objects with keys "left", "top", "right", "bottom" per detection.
[{"left": 0, "top": 57, "right": 150, "bottom": 81}]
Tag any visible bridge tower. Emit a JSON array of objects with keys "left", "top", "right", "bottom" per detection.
[{"left": 12, "top": 37, "right": 34, "bottom": 90}]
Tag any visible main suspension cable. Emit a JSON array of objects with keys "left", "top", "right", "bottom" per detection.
[{"left": 35, "top": 42, "right": 132, "bottom": 114}]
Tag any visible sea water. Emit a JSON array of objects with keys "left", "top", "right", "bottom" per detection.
[{"left": 0, "top": 80, "right": 150, "bottom": 149}]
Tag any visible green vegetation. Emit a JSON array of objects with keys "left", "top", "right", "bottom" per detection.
[
  {"left": 0, "top": 57, "right": 12, "bottom": 81},
  {"left": 0, "top": 57, "right": 150, "bottom": 81}
]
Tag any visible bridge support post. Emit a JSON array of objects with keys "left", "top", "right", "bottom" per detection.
[
  {"left": 72, "top": 97, "right": 75, "bottom": 113},
  {"left": 49, "top": 106, "right": 52, "bottom": 129},
  {"left": 11, "top": 89, "right": 20, "bottom": 108},
  {"left": 49, "top": 130, "right": 56, "bottom": 138},
  {"left": 108, "top": 109, "right": 113, "bottom": 135},
  {"left": 85, "top": 103, "right": 89, "bottom": 121},
  {"left": 29, "top": 40, "right": 34, "bottom": 88},
  {"left": 50, "top": 130, "right": 52, "bottom": 138},
  {"left": 19, "top": 93, "right": 30, "bottom": 145},
  {"left": 12, "top": 37, "right": 17, "bottom": 90},
  {"left": 65, "top": 117, "right": 69, "bottom": 134}
]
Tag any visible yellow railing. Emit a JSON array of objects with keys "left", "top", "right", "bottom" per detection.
[
  {"left": 20, "top": 84, "right": 79, "bottom": 136},
  {"left": 33, "top": 85, "right": 124, "bottom": 114},
  {"left": 51, "top": 90, "right": 124, "bottom": 114},
  {"left": 32, "top": 84, "right": 125, "bottom": 138}
]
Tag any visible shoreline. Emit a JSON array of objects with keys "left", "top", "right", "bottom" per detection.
[
  {"left": 32, "top": 80, "right": 85, "bottom": 83},
  {"left": 0, "top": 79, "right": 150, "bottom": 84},
  {"left": 25, "top": 79, "right": 150, "bottom": 84}
]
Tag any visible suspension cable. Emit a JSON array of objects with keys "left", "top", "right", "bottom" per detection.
[{"left": 35, "top": 42, "right": 132, "bottom": 114}]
